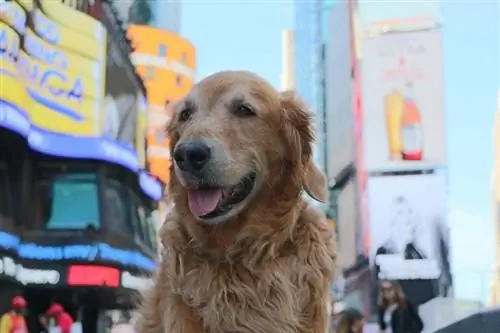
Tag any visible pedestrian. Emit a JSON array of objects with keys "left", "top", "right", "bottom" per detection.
[
  {"left": 110, "top": 311, "right": 135, "bottom": 333},
  {"left": 0, "top": 296, "right": 28, "bottom": 333},
  {"left": 377, "top": 280, "right": 423, "bottom": 333},
  {"left": 39, "top": 303, "right": 74, "bottom": 333},
  {"left": 335, "top": 308, "right": 364, "bottom": 333}
]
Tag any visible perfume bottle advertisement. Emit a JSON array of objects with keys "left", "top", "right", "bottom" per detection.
[{"left": 361, "top": 28, "right": 447, "bottom": 172}]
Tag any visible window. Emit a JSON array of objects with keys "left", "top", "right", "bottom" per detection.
[
  {"left": 158, "top": 44, "right": 167, "bottom": 57},
  {"left": 41, "top": 173, "right": 100, "bottom": 230},
  {"left": 175, "top": 75, "right": 182, "bottom": 86},
  {"left": 103, "top": 180, "right": 132, "bottom": 234},
  {"left": 181, "top": 52, "right": 187, "bottom": 64}
]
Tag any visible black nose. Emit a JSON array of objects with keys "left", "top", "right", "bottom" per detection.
[{"left": 173, "top": 140, "right": 212, "bottom": 172}]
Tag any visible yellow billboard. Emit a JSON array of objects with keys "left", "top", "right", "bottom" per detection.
[
  {"left": 127, "top": 25, "right": 196, "bottom": 186},
  {"left": 0, "top": 0, "right": 153, "bottom": 184}
]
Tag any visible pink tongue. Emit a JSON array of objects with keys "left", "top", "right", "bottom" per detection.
[{"left": 187, "top": 189, "right": 223, "bottom": 217}]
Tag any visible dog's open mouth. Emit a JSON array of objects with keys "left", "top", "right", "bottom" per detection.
[{"left": 187, "top": 172, "right": 256, "bottom": 220}]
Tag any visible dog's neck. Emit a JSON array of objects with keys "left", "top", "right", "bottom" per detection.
[{"left": 171, "top": 194, "right": 308, "bottom": 265}]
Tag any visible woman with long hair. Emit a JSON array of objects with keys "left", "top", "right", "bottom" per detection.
[
  {"left": 377, "top": 280, "right": 423, "bottom": 333},
  {"left": 336, "top": 308, "right": 364, "bottom": 333}
]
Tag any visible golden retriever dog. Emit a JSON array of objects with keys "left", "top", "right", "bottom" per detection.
[{"left": 138, "top": 71, "right": 337, "bottom": 333}]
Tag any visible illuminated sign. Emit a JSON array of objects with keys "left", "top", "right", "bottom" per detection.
[
  {"left": 17, "top": 52, "right": 85, "bottom": 120},
  {"left": 0, "top": 1, "right": 26, "bottom": 34},
  {"left": 32, "top": 9, "right": 60, "bottom": 44},
  {"left": 67, "top": 264, "right": 119, "bottom": 287},
  {"left": 121, "top": 271, "right": 153, "bottom": 291},
  {"left": 0, "top": 231, "right": 20, "bottom": 251},
  {"left": 0, "top": 256, "right": 60, "bottom": 285},
  {"left": 17, "top": 243, "right": 157, "bottom": 272}
]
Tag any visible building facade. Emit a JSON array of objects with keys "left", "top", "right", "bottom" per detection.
[
  {"left": 490, "top": 91, "right": 500, "bottom": 305},
  {"left": 294, "top": 0, "right": 325, "bottom": 172},
  {"left": 0, "top": 0, "right": 161, "bottom": 331}
]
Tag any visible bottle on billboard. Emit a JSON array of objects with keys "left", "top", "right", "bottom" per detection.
[
  {"left": 384, "top": 90, "right": 405, "bottom": 160},
  {"left": 401, "top": 82, "right": 423, "bottom": 161}
]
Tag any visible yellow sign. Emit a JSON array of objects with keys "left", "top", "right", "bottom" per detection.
[
  {"left": 23, "top": 28, "right": 102, "bottom": 80},
  {"left": 0, "top": 22, "right": 20, "bottom": 75},
  {"left": 32, "top": 9, "right": 105, "bottom": 61},
  {"left": 39, "top": 0, "right": 105, "bottom": 42},
  {"left": 0, "top": 0, "right": 152, "bottom": 180},
  {"left": 0, "top": 0, "right": 26, "bottom": 34}
]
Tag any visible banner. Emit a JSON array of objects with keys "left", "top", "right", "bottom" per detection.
[
  {"left": 0, "top": 0, "right": 161, "bottom": 200},
  {"left": 367, "top": 173, "right": 453, "bottom": 307},
  {"left": 127, "top": 25, "right": 196, "bottom": 186},
  {"left": 361, "top": 28, "right": 446, "bottom": 172}
]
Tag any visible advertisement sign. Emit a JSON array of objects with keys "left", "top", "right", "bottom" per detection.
[
  {"left": 0, "top": 230, "right": 157, "bottom": 272},
  {"left": 0, "top": 255, "right": 62, "bottom": 286},
  {"left": 0, "top": 0, "right": 161, "bottom": 199},
  {"left": 361, "top": 29, "right": 446, "bottom": 172},
  {"left": 127, "top": 25, "right": 196, "bottom": 185},
  {"left": 367, "top": 173, "right": 453, "bottom": 306}
]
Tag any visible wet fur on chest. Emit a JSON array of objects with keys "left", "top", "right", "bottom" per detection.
[{"left": 161, "top": 208, "right": 335, "bottom": 333}]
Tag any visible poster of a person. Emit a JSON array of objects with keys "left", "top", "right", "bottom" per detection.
[{"left": 367, "top": 173, "right": 452, "bottom": 306}]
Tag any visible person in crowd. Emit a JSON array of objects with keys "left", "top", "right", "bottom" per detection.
[
  {"left": 110, "top": 311, "right": 135, "bottom": 333},
  {"left": 335, "top": 308, "right": 364, "bottom": 333},
  {"left": 0, "top": 296, "right": 28, "bottom": 333},
  {"left": 40, "top": 303, "right": 74, "bottom": 333},
  {"left": 377, "top": 280, "right": 423, "bottom": 333}
]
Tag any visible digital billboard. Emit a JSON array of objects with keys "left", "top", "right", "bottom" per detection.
[
  {"left": 0, "top": 0, "right": 157, "bottom": 182},
  {"left": 367, "top": 173, "right": 452, "bottom": 306},
  {"left": 361, "top": 28, "right": 446, "bottom": 172},
  {"left": 127, "top": 25, "right": 196, "bottom": 186}
]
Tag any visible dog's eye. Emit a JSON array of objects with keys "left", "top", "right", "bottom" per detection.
[
  {"left": 234, "top": 104, "right": 255, "bottom": 118},
  {"left": 179, "top": 108, "right": 193, "bottom": 122}
]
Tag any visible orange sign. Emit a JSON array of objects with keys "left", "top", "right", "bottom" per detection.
[{"left": 127, "top": 25, "right": 196, "bottom": 185}]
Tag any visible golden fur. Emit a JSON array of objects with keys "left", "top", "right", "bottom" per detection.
[{"left": 138, "top": 71, "right": 337, "bottom": 333}]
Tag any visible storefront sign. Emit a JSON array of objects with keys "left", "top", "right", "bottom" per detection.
[
  {"left": 121, "top": 270, "right": 152, "bottom": 291},
  {"left": 18, "top": 243, "right": 156, "bottom": 272},
  {"left": 67, "top": 264, "right": 119, "bottom": 287},
  {"left": 0, "top": 255, "right": 60, "bottom": 285}
]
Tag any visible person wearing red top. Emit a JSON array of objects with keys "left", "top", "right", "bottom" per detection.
[{"left": 40, "top": 303, "right": 74, "bottom": 333}]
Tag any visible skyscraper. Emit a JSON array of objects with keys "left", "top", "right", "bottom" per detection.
[{"left": 294, "top": 0, "right": 325, "bottom": 172}]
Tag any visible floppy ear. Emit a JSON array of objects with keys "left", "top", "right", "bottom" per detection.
[
  {"left": 280, "top": 91, "right": 327, "bottom": 202},
  {"left": 304, "top": 160, "right": 328, "bottom": 202}
]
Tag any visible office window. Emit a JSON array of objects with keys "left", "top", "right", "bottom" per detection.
[
  {"left": 158, "top": 44, "right": 167, "bottom": 57},
  {"left": 129, "top": 194, "right": 149, "bottom": 247},
  {"left": 40, "top": 173, "right": 100, "bottom": 230},
  {"left": 103, "top": 179, "right": 133, "bottom": 234}
]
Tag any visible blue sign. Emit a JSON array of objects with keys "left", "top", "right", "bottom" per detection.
[{"left": 0, "top": 231, "right": 157, "bottom": 272}]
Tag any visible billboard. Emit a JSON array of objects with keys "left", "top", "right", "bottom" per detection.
[
  {"left": 127, "top": 25, "right": 196, "bottom": 186},
  {"left": 0, "top": 0, "right": 160, "bottom": 199},
  {"left": 367, "top": 173, "right": 452, "bottom": 306},
  {"left": 361, "top": 29, "right": 446, "bottom": 172}
]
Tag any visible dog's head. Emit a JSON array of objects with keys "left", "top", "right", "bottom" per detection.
[{"left": 167, "top": 71, "right": 326, "bottom": 225}]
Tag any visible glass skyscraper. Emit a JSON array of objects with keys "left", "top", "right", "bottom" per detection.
[{"left": 294, "top": 0, "right": 325, "bottom": 173}]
